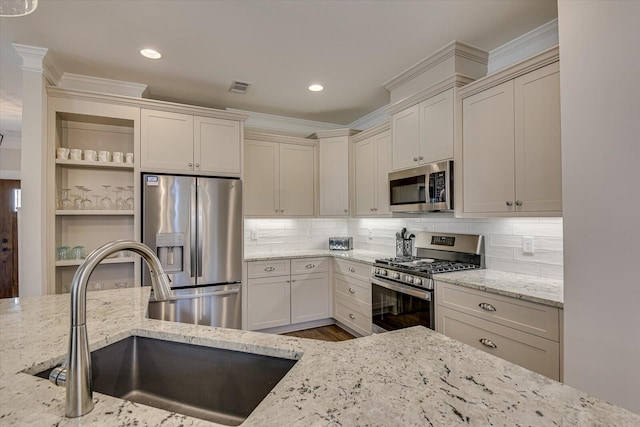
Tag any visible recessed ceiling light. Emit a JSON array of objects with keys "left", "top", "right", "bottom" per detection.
[
  {"left": 140, "top": 49, "right": 162, "bottom": 59},
  {"left": 308, "top": 84, "right": 324, "bottom": 92}
]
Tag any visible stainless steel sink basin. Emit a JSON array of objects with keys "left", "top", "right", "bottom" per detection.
[{"left": 36, "top": 336, "right": 297, "bottom": 425}]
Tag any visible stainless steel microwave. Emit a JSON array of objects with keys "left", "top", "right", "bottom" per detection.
[{"left": 388, "top": 160, "right": 453, "bottom": 212}]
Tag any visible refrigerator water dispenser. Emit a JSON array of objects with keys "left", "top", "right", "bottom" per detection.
[{"left": 156, "top": 232, "right": 185, "bottom": 273}]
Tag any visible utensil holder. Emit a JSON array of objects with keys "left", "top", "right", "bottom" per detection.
[{"left": 396, "top": 238, "right": 413, "bottom": 257}]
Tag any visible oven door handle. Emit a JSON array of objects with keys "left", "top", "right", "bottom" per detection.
[{"left": 371, "top": 277, "right": 431, "bottom": 301}]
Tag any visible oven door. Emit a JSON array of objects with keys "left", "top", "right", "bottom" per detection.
[{"left": 371, "top": 277, "right": 434, "bottom": 333}]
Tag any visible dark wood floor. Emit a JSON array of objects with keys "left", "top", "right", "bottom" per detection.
[{"left": 283, "top": 324, "right": 356, "bottom": 342}]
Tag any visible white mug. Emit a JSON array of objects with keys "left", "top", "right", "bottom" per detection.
[
  {"left": 112, "top": 151, "right": 124, "bottom": 163},
  {"left": 69, "top": 149, "right": 82, "bottom": 160},
  {"left": 84, "top": 149, "right": 97, "bottom": 161},
  {"left": 56, "top": 147, "right": 70, "bottom": 160},
  {"left": 125, "top": 152, "right": 134, "bottom": 164},
  {"left": 98, "top": 150, "right": 110, "bottom": 162}
]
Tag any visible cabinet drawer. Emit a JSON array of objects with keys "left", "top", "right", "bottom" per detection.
[
  {"left": 334, "top": 273, "right": 371, "bottom": 307},
  {"left": 436, "top": 281, "right": 559, "bottom": 341},
  {"left": 334, "top": 259, "right": 372, "bottom": 281},
  {"left": 334, "top": 300, "right": 371, "bottom": 337},
  {"left": 247, "top": 260, "right": 290, "bottom": 279},
  {"left": 291, "top": 257, "right": 329, "bottom": 275},
  {"left": 438, "top": 306, "right": 559, "bottom": 380}
]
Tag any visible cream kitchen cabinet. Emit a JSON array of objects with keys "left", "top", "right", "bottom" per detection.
[
  {"left": 458, "top": 48, "right": 561, "bottom": 216},
  {"left": 353, "top": 124, "right": 392, "bottom": 216},
  {"left": 140, "top": 109, "right": 241, "bottom": 176},
  {"left": 244, "top": 135, "right": 316, "bottom": 217},
  {"left": 391, "top": 88, "right": 454, "bottom": 171},
  {"left": 316, "top": 130, "right": 357, "bottom": 217},
  {"left": 332, "top": 259, "right": 372, "bottom": 336},
  {"left": 247, "top": 275, "right": 291, "bottom": 330},
  {"left": 436, "top": 280, "right": 561, "bottom": 380}
]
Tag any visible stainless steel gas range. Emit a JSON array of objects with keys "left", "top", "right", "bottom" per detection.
[{"left": 371, "top": 232, "right": 483, "bottom": 333}]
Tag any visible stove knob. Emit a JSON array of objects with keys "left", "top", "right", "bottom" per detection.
[
  {"left": 392, "top": 272, "right": 400, "bottom": 279},
  {"left": 406, "top": 276, "right": 414, "bottom": 284},
  {"left": 380, "top": 269, "right": 386, "bottom": 276},
  {"left": 414, "top": 278, "right": 422, "bottom": 286}
]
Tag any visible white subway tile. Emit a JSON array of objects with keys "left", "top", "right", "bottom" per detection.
[
  {"left": 540, "top": 264, "right": 564, "bottom": 280},
  {"left": 485, "top": 246, "right": 515, "bottom": 259},
  {"left": 536, "top": 237, "right": 564, "bottom": 251},
  {"left": 512, "top": 223, "right": 563, "bottom": 237},
  {"left": 487, "top": 259, "right": 541, "bottom": 276},
  {"left": 514, "top": 250, "right": 563, "bottom": 265},
  {"left": 489, "top": 235, "right": 522, "bottom": 247},
  {"left": 467, "top": 222, "right": 514, "bottom": 235}
]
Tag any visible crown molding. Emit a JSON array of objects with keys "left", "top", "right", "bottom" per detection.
[
  {"left": 459, "top": 45, "right": 559, "bottom": 99},
  {"left": 488, "top": 19, "right": 558, "bottom": 73},
  {"left": 244, "top": 129, "right": 316, "bottom": 146},
  {"left": 47, "top": 87, "right": 249, "bottom": 122},
  {"left": 226, "top": 108, "right": 342, "bottom": 137},
  {"left": 58, "top": 73, "right": 148, "bottom": 98},
  {"left": 383, "top": 40, "right": 488, "bottom": 92},
  {"left": 386, "top": 74, "right": 475, "bottom": 115},
  {"left": 13, "top": 43, "right": 62, "bottom": 85},
  {"left": 348, "top": 104, "right": 390, "bottom": 131},
  {"left": 351, "top": 121, "right": 391, "bottom": 143},
  {"left": 310, "top": 128, "right": 359, "bottom": 139}
]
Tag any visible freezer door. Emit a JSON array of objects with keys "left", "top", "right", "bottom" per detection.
[
  {"left": 142, "top": 174, "right": 196, "bottom": 288},
  {"left": 197, "top": 177, "right": 243, "bottom": 285}
]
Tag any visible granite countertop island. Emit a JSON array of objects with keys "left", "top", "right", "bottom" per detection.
[{"left": 1, "top": 287, "right": 638, "bottom": 426}]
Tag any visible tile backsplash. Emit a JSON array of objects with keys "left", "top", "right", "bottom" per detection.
[{"left": 244, "top": 216, "right": 563, "bottom": 280}]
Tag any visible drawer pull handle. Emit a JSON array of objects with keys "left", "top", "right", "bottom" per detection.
[
  {"left": 305, "top": 264, "right": 315, "bottom": 269},
  {"left": 479, "top": 338, "right": 497, "bottom": 349},
  {"left": 264, "top": 266, "right": 276, "bottom": 272},
  {"left": 349, "top": 313, "right": 356, "bottom": 320},
  {"left": 348, "top": 267, "right": 356, "bottom": 272},
  {"left": 479, "top": 303, "right": 496, "bottom": 312},
  {"left": 348, "top": 288, "right": 356, "bottom": 294}
]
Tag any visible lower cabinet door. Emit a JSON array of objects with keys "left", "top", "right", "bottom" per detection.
[
  {"left": 291, "top": 273, "right": 329, "bottom": 324},
  {"left": 334, "top": 299, "right": 372, "bottom": 337},
  {"left": 247, "top": 276, "right": 290, "bottom": 330},
  {"left": 438, "top": 306, "right": 560, "bottom": 380}
]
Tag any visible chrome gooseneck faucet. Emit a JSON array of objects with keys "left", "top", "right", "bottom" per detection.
[{"left": 49, "top": 240, "right": 174, "bottom": 418}]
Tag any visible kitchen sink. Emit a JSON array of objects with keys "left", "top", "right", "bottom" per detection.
[{"left": 36, "top": 336, "right": 297, "bottom": 425}]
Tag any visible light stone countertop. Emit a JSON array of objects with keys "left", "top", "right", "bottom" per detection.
[
  {"left": 1, "top": 287, "right": 638, "bottom": 426},
  {"left": 244, "top": 248, "right": 388, "bottom": 265},
  {"left": 435, "top": 269, "right": 564, "bottom": 308}
]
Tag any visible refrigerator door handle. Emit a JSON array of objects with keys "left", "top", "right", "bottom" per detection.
[
  {"left": 196, "top": 183, "right": 204, "bottom": 278},
  {"left": 190, "top": 183, "right": 197, "bottom": 278}
]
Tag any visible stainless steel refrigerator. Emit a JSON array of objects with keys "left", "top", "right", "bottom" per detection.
[{"left": 142, "top": 173, "right": 242, "bottom": 329}]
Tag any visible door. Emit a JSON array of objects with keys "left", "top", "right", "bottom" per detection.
[
  {"left": 197, "top": 177, "right": 242, "bottom": 285},
  {"left": 354, "top": 136, "right": 376, "bottom": 216},
  {"left": 247, "top": 276, "right": 291, "bottom": 330},
  {"left": 244, "top": 140, "right": 279, "bottom": 216},
  {"left": 319, "top": 136, "right": 349, "bottom": 216},
  {"left": 392, "top": 104, "right": 420, "bottom": 171},
  {"left": 194, "top": 116, "right": 241, "bottom": 176},
  {"left": 375, "top": 130, "right": 392, "bottom": 215},
  {"left": 419, "top": 88, "right": 454, "bottom": 163},
  {"left": 462, "top": 81, "right": 516, "bottom": 213},
  {"left": 291, "top": 272, "right": 329, "bottom": 324},
  {"left": 0, "top": 180, "right": 19, "bottom": 298},
  {"left": 279, "top": 144, "right": 315, "bottom": 216},
  {"left": 514, "top": 62, "right": 562, "bottom": 213},
  {"left": 142, "top": 174, "right": 196, "bottom": 288},
  {"left": 140, "top": 109, "right": 194, "bottom": 172}
]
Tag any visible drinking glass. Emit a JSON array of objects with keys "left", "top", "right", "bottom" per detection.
[
  {"left": 71, "top": 246, "right": 85, "bottom": 259},
  {"left": 81, "top": 187, "right": 93, "bottom": 210},
  {"left": 92, "top": 194, "right": 101, "bottom": 209},
  {"left": 125, "top": 185, "right": 134, "bottom": 210},
  {"left": 115, "top": 187, "right": 126, "bottom": 210},
  {"left": 100, "top": 185, "right": 113, "bottom": 210},
  {"left": 60, "top": 188, "right": 73, "bottom": 210},
  {"left": 56, "top": 246, "right": 70, "bottom": 260},
  {"left": 73, "top": 186, "right": 84, "bottom": 210}
]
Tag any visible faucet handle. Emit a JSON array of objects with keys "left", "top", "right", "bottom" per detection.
[{"left": 49, "top": 362, "right": 67, "bottom": 387}]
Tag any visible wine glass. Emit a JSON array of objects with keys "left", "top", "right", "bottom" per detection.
[
  {"left": 73, "top": 186, "right": 85, "bottom": 209},
  {"left": 92, "top": 194, "right": 101, "bottom": 210},
  {"left": 100, "top": 185, "right": 113, "bottom": 210},
  {"left": 60, "top": 188, "right": 72, "bottom": 210},
  {"left": 125, "top": 185, "right": 134, "bottom": 210},
  {"left": 115, "top": 187, "right": 126, "bottom": 210},
  {"left": 81, "top": 187, "right": 93, "bottom": 210}
]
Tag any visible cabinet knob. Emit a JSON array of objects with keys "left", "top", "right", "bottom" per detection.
[
  {"left": 305, "top": 264, "right": 315, "bottom": 269},
  {"left": 515, "top": 200, "right": 523, "bottom": 206},
  {"left": 291, "top": 279, "right": 296, "bottom": 283},
  {"left": 373, "top": 208, "right": 377, "bottom": 212},
  {"left": 188, "top": 162, "right": 193, "bottom": 167},
  {"left": 348, "top": 288, "right": 356, "bottom": 294},
  {"left": 285, "top": 280, "right": 290, "bottom": 283},
  {"left": 264, "top": 266, "right": 276, "bottom": 272},
  {"left": 195, "top": 163, "right": 200, "bottom": 168},
  {"left": 418, "top": 156, "right": 423, "bottom": 160},
  {"left": 506, "top": 201, "right": 513, "bottom": 207},
  {"left": 348, "top": 267, "right": 356, "bottom": 272},
  {"left": 479, "top": 338, "right": 497, "bottom": 349},
  {"left": 349, "top": 313, "right": 356, "bottom": 320},
  {"left": 280, "top": 209, "right": 284, "bottom": 214},
  {"left": 478, "top": 302, "right": 497, "bottom": 312},
  {"left": 344, "top": 209, "right": 348, "bottom": 213},
  {"left": 413, "top": 157, "right": 418, "bottom": 161}
]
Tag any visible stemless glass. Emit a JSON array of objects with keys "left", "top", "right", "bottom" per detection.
[
  {"left": 100, "top": 185, "right": 113, "bottom": 210},
  {"left": 115, "top": 186, "right": 126, "bottom": 210},
  {"left": 125, "top": 185, "right": 134, "bottom": 210}
]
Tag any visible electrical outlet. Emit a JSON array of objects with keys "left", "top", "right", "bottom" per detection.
[
  {"left": 522, "top": 236, "right": 535, "bottom": 254},
  {"left": 368, "top": 229, "right": 374, "bottom": 239}
]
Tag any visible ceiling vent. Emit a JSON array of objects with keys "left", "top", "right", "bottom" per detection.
[{"left": 229, "top": 80, "right": 252, "bottom": 94}]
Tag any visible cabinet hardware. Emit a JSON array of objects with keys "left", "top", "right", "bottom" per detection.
[
  {"left": 291, "top": 280, "right": 296, "bottom": 283},
  {"left": 188, "top": 162, "right": 193, "bottom": 167},
  {"left": 195, "top": 163, "right": 200, "bottom": 168},
  {"left": 413, "top": 157, "right": 418, "bottom": 161},
  {"left": 285, "top": 280, "right": 290, "bottom": 283},
  {"left": 1, "top": 238, "right": 7, "bottom": 243},
  {"left": 348, "top": 267, "right": 355, "bottom": 272},
  {"left": 349, "top": 313, "right": 356, "bottom": 320},
  {"left": 280, "top": 209, "right": 284, "bottom": 214},
  {"left": 344, "top": 209, "right": 348, "bottom": 213},
  {"left": 1, "top": 247, "right": 8, "bottom": 252},
  {"left": 479, "top": 338, "right": 497, "bottom": 349},
  {"left": 348, "top": 288, "right": 356, "bottom": 294},
  {"left": 515, "top": 200, "right": 523, "bottom": 206},
  {"left": 418, "top": 156, "right": 423, "bottom": 160},
  {"left": 506, "top": 201, "right": 513, "bottom": 207},
  {"left": 264, "top": 266, "right": 276, "bottom": 272},
  {"left": 478, "top": 302, "right": 497, "bottom": 312},
  {"left": 373, "top": 208, "right": 377, "bottom": 212},
  {"left": 305, "top": 264, "right": 315, "bottom": 269}
]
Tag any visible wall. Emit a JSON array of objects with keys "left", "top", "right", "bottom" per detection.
[
  {"left": 559, "top": 1, "right": 640, "bottom": 414},
  {"left": 245, "top": 217, "right": 563, "bottom": 280},
  {"left": 0, "top": 135, "right": 21, "bottom": 179}
]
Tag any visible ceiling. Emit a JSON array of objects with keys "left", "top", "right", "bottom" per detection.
[{"left": 0, "top": 0, "right": 557, "bottom": 139}]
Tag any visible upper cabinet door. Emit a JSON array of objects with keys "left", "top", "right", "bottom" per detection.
[
  {"left": 375, "top": 130, "right": 392, "bottom": 215},
  {"left": 319, "top": 136, "right": 349, "bottom": 216},
  {"left": 140, "top": 109, "right": 194, "bottom": 172},
  {"left": 244, "top": 140, "right": 280, "bottom": 216},
  {"left": 354, "top": 135, "right": 376, "bottom": 216},
  {"left": 279, "top": 144, "right": 315, "bottom": 216},
  {"left": 391, "top": 104, "right": 420, "bottom": 171},
  {"left": 514, "top": 62, "right": 562, "bottom": 213},
  {"left": 194, "top": 116, "right": 241, "bottom": 176},
  {"left": 419, "top": 88, "right": 454, "bottom": 163},
  {"left": 462, "top": 81, "right": 516, "bottom": 213}
]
